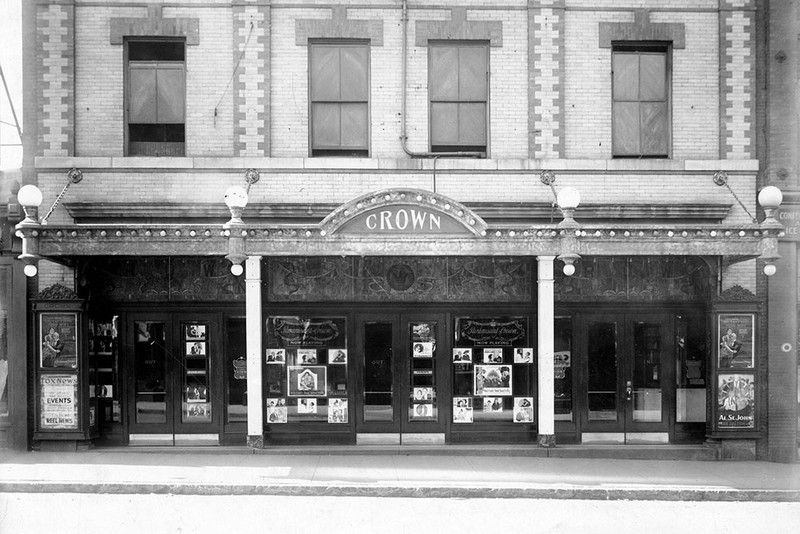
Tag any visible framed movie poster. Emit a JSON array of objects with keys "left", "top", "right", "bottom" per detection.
[
  {"left": 717, "top": 314, "right": 755, "bottom": 369},
  {"left": 288, "top": 366, "right": 327, "bottom": 397},
  {"left": 40, "top": 374, "right": 79, "bottom": 429},
  {"left": 717, "top": 373, "right": 755, "bottom": 430},
  {"left": 474, "top": 365, "right": 512, "bottom": 396},
  {"left": 453, "top": 397, "right": 473, "bottom": 423},
  {"left": 328, "top": 398, "right": 348, "bottom": 423},
  {"left": 40, "top": 313, "right": 78, "bottom": 369}
]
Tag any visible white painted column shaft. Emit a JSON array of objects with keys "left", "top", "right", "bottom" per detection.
[
  {"left": 537, "top": 256, "right": 555, "bottom": 437},
  {"left": 245, "top": 256, "right": 263, "bottom": 439}
]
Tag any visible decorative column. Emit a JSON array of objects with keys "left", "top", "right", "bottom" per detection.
[
  {"left": 537, "top": 256, "right": 556, "bottom": 447},
  {"left": 245, "top": 255, "right": 264, "bottom": 448}
]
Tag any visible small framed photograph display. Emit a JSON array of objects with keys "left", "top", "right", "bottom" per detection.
[
  {"left": 328, "top": 398, "right": 348, "bottom": 423},
  {"left": 185, "top": 324, "right": 206, "bottom": 341},
  {"left": 298, "top": 349, "right": 318, "bottom": 365},
  {"left": 483, "top": 348, "right": 503, "bottom": 364},
  {"left": 483, "top": 397, "right": 503, "bottom": 413},
  {"left": 266, "top": 348, "right": 286, "bottom": 364},
  {"left": 184, "top": 402, "right": 211, "bottom": 422},
  {"left": 267, "top": 402, "right": 287, "bottom": 424},
  {"left": 717, "top": 314, "right": 755, "bottom": 369},
  {"left": 298, "top": 397, "right": 318, "bottom": 414},
  {"left": 40, "top": 313, "right": 78, "bottom": 369},
  {"left": 453, "top": 397, "right": 473, "bottom": 423},
  {"left": 513, "top": 397, "right": 534, "bottom": 423},
  {"left": 328, "top": 349, "right": 347, "bottom": 365},
  {"left": 453, "top": 348, "right": 472, "bottom": 363},
  {"left": 186, "top": 342, "right": 206, "bottom": 356},
  {"left": 412, "top": 403, "right": 432, "bottom": 419},
  {"left": 412, "top": 342, "right": 433, "bottom": 358},
  {"left": 413, "top": 387, "right": 432, "bottom": 401},
  {"left": 514, "top": 348, "right": 534, "bottom": 364},
  {"left": 186, "top": 385, "right": 207, "bottom": 403}
]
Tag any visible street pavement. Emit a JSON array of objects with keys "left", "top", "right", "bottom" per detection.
[{"left": 1, "top": 448, "right": 799, "bottom": 534}]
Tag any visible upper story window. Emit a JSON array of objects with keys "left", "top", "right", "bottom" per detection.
[
  {"left": 612, "top": 44, "right": 670, "bottom": 158},
  {"left": 309, "top": 41, "right": 369, "bottom": 157},
  {"left": 429, "top": 42, "right": 488, "bottom": 156},
  {"left": 126, "top": 40, "right": 186, "bottom": 157}
]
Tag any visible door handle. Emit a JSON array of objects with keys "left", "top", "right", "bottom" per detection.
[{"left": 625, "top": 380, "right": 632, "bottom": 401}]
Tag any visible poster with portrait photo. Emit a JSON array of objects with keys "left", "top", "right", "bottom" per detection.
[
  {"left": 453, "top": 348, "right": 472, "bottom": 363},
  {"left": 474, "top": 365, "right": 512, "bottom": 396},
  {"left": 483, "top": 348, "right": 503, "bottom": 364},
  {"left": 513, "top": 397, "right": 534, "bottom": 423},
  {"left": 298, "top": 397, "right": 318, "bottom": 414},
  {"left": 328, "top": 349, "right": 347, "bottom": 365},
  {"left": 298, "top": 349, "right": 318, "bottom": 365},
  {"left": 186, "top": 342, "right": 206, "bottom": 356},
  {"left": 40, "top": 313, "right": 78, "bottom": 369},
  {"left": 185, "top": 385, "right": 207, "bottom": 403},
  {"left": 717, "top": 314, "right": 755, "bottom": 369},
  {"left": 184, "top": 402, "right": 211, "bottom": 422},
  {"left": 412, "top": 403, "right": 432, "bottom": 419},
  {"left": 328, "top": 398, "right": 348, "bottom": 423},
  {"left": 717, "top": 373, "right": 755, "bottom": 429},
  {"left": 514, "top": 348, "right": 534, "bottom": 364},
  {"left": 453, "top": 397, "right": 473, "bottom": 423},
  {"left": 412, "top": 342, "right": 433, "bottom": 358},
  {"left": 185, "top": 324, "right": 206, "bottom": 341},
  {"left": 266, "top": 348, "right": 286, "bottom": 364},
  {"left": 288, "top": 366, "right": 327, "bottom": 397},
  {"left": 266, "top": 402, "right": 287, "bottom": 424},
  {"left": 413, "top": 387, "right": 432, "bottom": 401}
]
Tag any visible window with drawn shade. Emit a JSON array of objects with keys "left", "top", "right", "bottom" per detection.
[
  {"left": 309, "top": 42, "right": 369, "bottom": 157},
  {"left": 126, "top": 40, "right": 186, "bottom": 156},
  {"left": 612, "top": 44, "right": 669, "bottom": 158},
  {"left": 429, "top": 42, "right": 488, "bottom": 155}
]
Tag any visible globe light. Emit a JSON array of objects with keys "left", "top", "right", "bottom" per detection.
[
  {"left": 563, "top": 263, "right": 576, "bottom": 276},
  {"left": 17, "top": 185, "right": 43, "bottom": 208},
  {"left": 556, "top": 186, "right": 581, "bottom": 209},
  {"left": 230, "top": 263, "right": 244, "bottom": 277},
  {"left": 763, "top": 263, "right": 777, "bottom": 277},
  {"left": 23, "top": 263, "right": 38, "bottom": 277},
  {"left": 757, "top": 186, "right": 783, "bottom": 210},
  {"left": 224, "top": 186, "right": 249, "bottom": 209}
]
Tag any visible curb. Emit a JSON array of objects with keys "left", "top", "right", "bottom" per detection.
[{"left": 3, "top": 482, "right": 799, "bottom": 502}]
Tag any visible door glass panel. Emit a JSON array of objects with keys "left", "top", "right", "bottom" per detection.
[
  {"left": 409, "top": 322, "right": 437, "bottom": 422},
  {"left": 587, "top": 321, "right": 618, "bottom": 421},
  {"left": 180, "top": 322, "right": 211, "bottom": 424},
  {"left": 632, "top": 322, "right": 663, "bottom": 422},
  {"left": 133, "top": 321, "right": 167, "bottom": 424},
  {"left": 676, "top": 314, "right": 707, "bottom": 422},
  {"left": 363, "top": 322, "right": 393, "bottom": 422},
  {"left": 225, "top": 319, "right": 247, "bottom": 423},
  {"left": 554, "top": 316, "right": 573, "bottom": 421}
]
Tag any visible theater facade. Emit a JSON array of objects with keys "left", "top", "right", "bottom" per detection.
[{"left": 2, "top": 0, "right": 796, "bottom": 462}]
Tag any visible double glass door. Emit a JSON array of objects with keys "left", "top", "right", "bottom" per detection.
[
  {"left": 581, "top": 313, "right": 671, "bottom": 441},
  {"left": 127, "top": 314, "right": 219, "bottom": 442},
  {"left": 355, "top": 313, "right": 447, "bottom": 441}
]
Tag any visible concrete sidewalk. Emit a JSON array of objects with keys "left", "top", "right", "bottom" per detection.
[{"left": 1, "top": 448, "right": 799, "bottom": 502}]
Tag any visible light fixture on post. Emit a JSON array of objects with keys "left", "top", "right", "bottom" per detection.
[
  {"left": 224, "top": 185, "right": 249, "bottom": 276},
  {"left": 556, "top": 186, "right": 581, "bottom": 276},
  {"left": 15, "top": 184, "right": 44, "bottom": 277},
  {"left": 757, "top": 185, "right": 784, "bottom": 276}
]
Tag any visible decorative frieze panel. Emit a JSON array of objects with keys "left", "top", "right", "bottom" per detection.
[
  {"left": 556, "top": 256, "right": 713, "bottom": 302},
  {"left": 268, "top": 257, "right": 532, "bottom": 303},
  {"left": 79, "top": 258, "right": 244, "bottom": 302}
]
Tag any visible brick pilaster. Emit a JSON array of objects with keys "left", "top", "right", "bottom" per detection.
[
  {"left": 529, "top": 0, "right": 565, "bottom": 159},
  {"left": 234, "top": 1, "right": 270, "bottom": 157}
]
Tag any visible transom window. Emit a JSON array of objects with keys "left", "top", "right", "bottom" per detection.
[
  {"left": 126, "top": 40, "right": 186, "bottom": 157},
  {"left": 612, "top": 44, "right": 670, "bottom": 158},
  {"left": 309, "top": 41, "right": 369, "bottom": 157},
  {"left": 429, "top": 42, "right": 488, "bottom": 155}
]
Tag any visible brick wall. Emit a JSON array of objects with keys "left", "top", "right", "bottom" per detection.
[{"left": 37, "top": 3, "right": 74, "bottom": 157}]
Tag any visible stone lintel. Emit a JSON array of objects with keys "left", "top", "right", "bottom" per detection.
[
  {"left": 296, "top": 6, "right": 383, "bottom": 46},
  {"left": 415, "top": 7, "right": 503, "bottom": 47},
  {"left": 110, "top": 5, "right": 200, "bottom": 45},
  {"left": 599, "top": 9, "right": 685, "bottom": 49}
]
